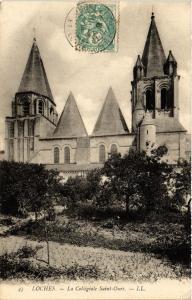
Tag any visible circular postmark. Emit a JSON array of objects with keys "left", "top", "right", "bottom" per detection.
[
  {"left": 64, "top": 7, "right": 76, "bottom": 48},
  {"left": 76, "top": 3, "right": 116, "bottom": 52}
]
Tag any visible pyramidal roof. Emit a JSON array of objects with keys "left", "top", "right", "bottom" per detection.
[
  {"left": 134, "top": 55, "right": 144, "bottom": 68},
  {"left": 166, "top": 50, "right": 177, "bottom": 64},
  {"left": 53, "top": 92, "right": 88, "bottom": 138},
  {"left": 17, "top": 38, "right": 55, "bottom": 104},
  {"left": 142, "top": 13, "right": 166, "bottom": 77},
  {"left": 92, "top": 87, "right": 129, "bottom": 136}
]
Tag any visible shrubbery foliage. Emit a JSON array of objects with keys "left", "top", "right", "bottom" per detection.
[
  {"left": 0, "top": 161, "right": 60, "bottom": 217},
  {"left": 0, "top": 149, "right": 190, "bottom": 219}
]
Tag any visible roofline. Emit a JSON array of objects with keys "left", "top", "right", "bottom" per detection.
[
  {"left": 91, "top": 133, "right": 133, "bottom": 137},
  {"left": 40, "top": 132, "right": 135, "bottom": 140},
  {"left": 40, "top": 135, "right": 88, "bottom": 140},
  {"left": 157, "top": 129, "right": 187, "bottom": 133}
]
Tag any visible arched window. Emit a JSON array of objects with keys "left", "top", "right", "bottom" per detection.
[
  {"left": 9, "top": 122, "right": 14, "bottom": 138},
  {"left": 54, "top": 147, "right": 60, "bottom": 164},
  {"left": 167, "top": 91, "right": 173, "bottom": 109},
  {"left": 161, "top": 88, "right": 168, "bottom": 109},
  {"left": 161, "top": 88, "right": 172, "bottom": 109},
  {"left": 34, "top": 101, "right": 37, "bottom": 114},
  {"left": 38, "top": 100, "right": 44, "bottom": 115},
  {"left": 64, "top": 146, "right": 70, "bottom": 164},
  {"left": 23, "top": 101, "right": 30, "bottom": 116},
  {"left": 111, "top": 144, "right": 118, "bottom": 155},
  {"left": 50, "top": 107, "right": 53, "bottom": 116},
  {"left": 50, "top": 107, "right": 54, "bottom": 121},
  {"left": 146, "top": 90, "right": 155, "bottom": 110},
  {"left": 99, "top": 145, "right": 106, "bottom": 163}
]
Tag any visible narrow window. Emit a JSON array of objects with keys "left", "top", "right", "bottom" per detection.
[
  {"left": 146, "top": 90, "right": 155, "bottom": 110},
  {"left": 167, "top": 90, "right": 173, "bottom": 109},
  {"left": 99, "top": 145, "right": 106, "bottom": 163},
  {"left": 111, "top": 144, "right": 118, "bottom": 154},
  {"left": 18, "top": 121, "right": 24, "bottom": 137},
  {"left": 54, "top": 147, "right": 60, "bottom": 164},
  {"left": 9, "top": 139, "right": 14, "bottom": 161},
  {"left": 28, "top": 120, "right": 35, "bottom": 136},
  {"left": 9, "top": 122, "right": 14, "bottom": 138},
  {"left": 34, "top": 101, "right": 37, "bottom": 114},
  {"left": 50, "top": 107, "right": 54, "bottom": 121},
  {"left": 64, "top": 146, "right": 70, "bottom": 164},
  {"left": 161, "top": 88, "right": 168, "bottom": 109},
  {"left": 50, "top": 107, "right": 53, "bottom": 115},
  {"left": 38, "top": 100, "right": 44, "bottom": 115},
  {"left": 23, "top": 101, "right": 30, "bottom": 116}
]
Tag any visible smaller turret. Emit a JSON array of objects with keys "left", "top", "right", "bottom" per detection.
[
  {"left": 133, "top": 55, "right": 145, "bottom": 80},
  {"left": 133, "top": 100, "right": 145, "bottom": 131},
  {"left": 139, "top": 110, "right": 156, "bottom": 152},
  {"left": 164, "top": 50, "right": 177, "bottom": 76}
]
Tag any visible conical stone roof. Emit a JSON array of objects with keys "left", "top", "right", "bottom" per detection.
[
  {"left": 166, "top": 50, "right": 177, "bottom": 64},
  {"left": 142, "top": 13, "right": 166, "bottom": 77},
  {"left": 17, "top": 39, "right": 55, "bottom": 104},
  {"left": 53, "top": 92, "right": 88, "bottom": 138},
  {"left": 92, "top": 87, "right": 129, "bottom": 136},
  {"left": 134, "top": 55, "right": 144, "bottom": 68}
]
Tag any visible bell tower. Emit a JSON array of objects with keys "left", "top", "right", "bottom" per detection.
[
  {"left": 130, "top": 12, "right": 187, "bottom": 160},
  {"left": 131, "top": 12, "right": 180, "bottom": 134},
  {"left": 5, "top": 38, "right": 58, "bottom": 162}
]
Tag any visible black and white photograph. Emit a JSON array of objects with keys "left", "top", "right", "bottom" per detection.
[{"left": 0, "top": 0, "right": 191, "bottom": 299}]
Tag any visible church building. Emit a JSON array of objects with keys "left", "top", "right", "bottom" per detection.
[{"left": 5, "top": 13, "right": 188, "bottom": 177}]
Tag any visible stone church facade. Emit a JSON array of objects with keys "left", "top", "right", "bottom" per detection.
[{"left": 5, "top": 13, "right": 189, "bottom": 177}]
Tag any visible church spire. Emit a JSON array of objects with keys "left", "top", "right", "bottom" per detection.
[
  {"left": 17, "top": 39, "right": 55, "bottom": 104},
  {"left": 142, "top": 12, "right": 166, "bottom": 77}
]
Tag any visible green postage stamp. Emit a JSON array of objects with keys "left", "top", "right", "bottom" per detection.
[{"left": 75, "top": 1, "right": 119, "bottom": 53}]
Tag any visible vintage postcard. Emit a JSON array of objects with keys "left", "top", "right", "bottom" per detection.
[{"left": 0, "top": 0, "right": 191, "bottom": 299}]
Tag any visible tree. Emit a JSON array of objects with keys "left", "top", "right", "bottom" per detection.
[
  {"left": 0, "top": 161, "right": 61, "bottom": 218},
  {"left": 59, "top": 169, "right": 102, "bottom": 207},
  {"left": 59, "top": 176, "right": 88, "bottom": 208},
  {"left": 173, "top": 158, "right": 191, "bottom": 211},
  {"left": 86, "top": 168, "right": 102, "bottom": 200},
  {"left": 101, "top": 148, "right": 173, "bottom": 214}
]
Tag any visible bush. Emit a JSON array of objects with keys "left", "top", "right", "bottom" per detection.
[
  {"left": 0, "top": 161, "right": 60, "bottom": 217},
  {"left": 0, "top": 216, "right": 15, "bottom": 226},
  {"left": 68, "top": 201, "right": 126, "bottom": 220},
  {"left": 0, "top": 250, "right": 101, "bottom": 281},
  {"left": 16, "top": 245, "right": 39, "bottom": 259}
]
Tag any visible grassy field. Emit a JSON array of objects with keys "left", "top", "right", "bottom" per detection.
[{"left": 0, "top": 212, "right": 190, "bottom": 282}]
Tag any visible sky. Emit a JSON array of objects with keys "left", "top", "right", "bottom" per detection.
[{"left": 0, "top": 0, "right": 191, "bottom": 150}]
